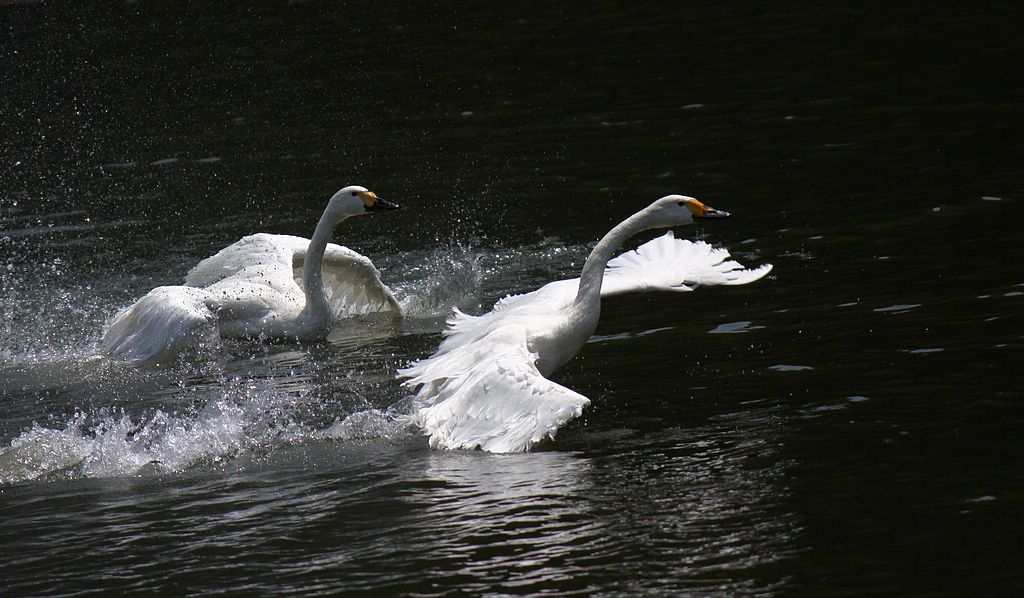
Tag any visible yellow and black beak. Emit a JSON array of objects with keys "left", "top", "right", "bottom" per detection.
[
  {"left": 357, "top": 190, "right": 400, "bottom": 211},
  {"left": 685, "top": 199, "right": 730, "bottom": 220}
]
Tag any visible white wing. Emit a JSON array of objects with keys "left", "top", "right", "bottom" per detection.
[
  {"left": 601, "top": 230, "right": 773, "bottom": 296},
  {"left": 100, "top": 286, "right": 217, "bottom": 367},
  {"left": 436, "top": 232, "right": 771, "bottom": 353},
  {"left": 399, "top": 232, "right": 772, "bottom": 452},
  {"left": 184, "top": 233, "right": 294, "bottom": 287},
  {"left": 185, "top": 233, "right": 400, "bottom": 317},
  {"left": 293, "top": 240, "right": 402, "bottom": 316},
  {"left": 403, "top": 326, "right": 591, "bottom": 453},
  {"left": 435, "top": 281, "right": 576, "bottom": 355}
]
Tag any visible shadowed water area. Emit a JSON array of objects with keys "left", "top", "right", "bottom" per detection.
[{"left": 2, "top": 3, "right": 1022, "bottom": 595}]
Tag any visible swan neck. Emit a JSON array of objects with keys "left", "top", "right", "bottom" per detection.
[
  {"left": 302, "top": 210, "right": 340, "bottom": 318},
  {"left": 574, "top": 210, "right": 649, "bottom": 307}
]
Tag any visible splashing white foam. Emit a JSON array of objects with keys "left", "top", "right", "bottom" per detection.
[
  {"left": 318, "top": 409, "right": 405, "bottom": 441},
  {"left": 0, "top": 237, "right": 600, "bottom": 486},
  {"left": 0, "top": 378, "right": 410, "bottom": 485}
]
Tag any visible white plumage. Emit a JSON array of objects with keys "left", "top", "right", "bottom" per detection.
[
  {"left": 400, "top": 195, "right": 772, "bottom": 453},
  {"left": 603, "top": 230, "right": 772, "bottom": 293},
  {"left": 407, "top": 326, "right": 591, "bottom": 453},
  {"left": 185, "top": 233, "right": 400, "bottom": 321},
  {"left": 101, "top": 185, "right": 401, "bottom": 367}
]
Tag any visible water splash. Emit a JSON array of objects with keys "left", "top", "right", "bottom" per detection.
[
  {"left": 0, "top": 378, "right": 409, "bottom": 485},
  {"left": 318, "top": 408, "right": 408, "bottom": 441},
  {"left": 386, "top": 244, "right": 487, "bottom": 317},
  {"left": 0, "top": 235, "right": 595, "bottom": 485},
  {"left": 0, "top": 227, "right": 128, "bottom": 365},
  {"left": 384, "top": 237, "right": 590, "bottom": 319}
]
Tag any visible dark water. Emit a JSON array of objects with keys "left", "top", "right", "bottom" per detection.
[{"left": 2, "top": 2, "right": 1022, "bottom": 595}]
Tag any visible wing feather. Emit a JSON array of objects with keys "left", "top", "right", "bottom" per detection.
[
  {"left": 601, "top": 231, "right": 772, "bottom": 296},
  {"left": 185, "top": 233, "right": 400, "bottom": 316},
  {"left": 402, "top": 327, "right": 590, "bottom": 453},
  {"left": 434, "top": 233, "right": 771, "bottom": 354},
  {"left": 184, "top": 233, "right": 293, "bottom": 287},
  {"left": 314, "top": 244, "right": 402, "bottom": 316},
  {"left": 100, "top": 286, "right": 217, "bottom": 367}
]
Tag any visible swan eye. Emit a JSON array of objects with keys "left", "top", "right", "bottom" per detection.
[
  {"left": 677, "top": 200, "right": 687, "bottom": 206},
  {"left": 351, "top": 191, "right": 358, "bottom": 196}
]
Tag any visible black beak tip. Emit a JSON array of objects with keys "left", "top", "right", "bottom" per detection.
[
  {"left": 696, "top": 209, "right": 730, "bottom": 220},
  {"left": 370, "top": 199, "right": 401, "bottom": 211}
]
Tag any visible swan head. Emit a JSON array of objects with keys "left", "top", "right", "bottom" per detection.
[
  {"left": 644, "top": 195, "right": 730, "bottom": 227},
  {"left": 326, "top": 185, "right": 400, "bottom": 220}
]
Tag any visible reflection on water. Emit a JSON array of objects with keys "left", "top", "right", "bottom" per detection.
[{"left": 410, "top": 451, "right": 601, "bottom": 593}]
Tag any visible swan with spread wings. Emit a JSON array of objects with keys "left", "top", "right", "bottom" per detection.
[
  {"left": 102, "top": 185, "right": 400, "bottom": 366},
  {"left": 399, "top": 195, "right": 772, "bottom": 453}
]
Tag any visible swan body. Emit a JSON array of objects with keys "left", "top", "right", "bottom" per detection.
[
  {"left": 399, "top": 195, "right": 773, "bottom": 453},
  {"left": 102, "top": 185, "right": 400, "bottom": 366}
]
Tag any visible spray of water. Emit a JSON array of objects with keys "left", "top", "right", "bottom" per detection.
[
  {"left": 0, "top": 377, "right": 412, "bottom": 485},
  {"left": 0, "top": 232, "right": 593, "bottom": 484}
]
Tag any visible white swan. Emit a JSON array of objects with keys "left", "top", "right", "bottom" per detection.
[
  {"left": 399, "top": 195, "right": 773, "bottom": 453},
  {"left": 102, "top": 185, "right": 401, "bottom": 366}
]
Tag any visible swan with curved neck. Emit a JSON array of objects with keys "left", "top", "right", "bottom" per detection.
[
  {"left": 544, "top": 195, "right": 731, "bottom": 374},
  {"left": 102, "top": 185, "right": 401, "bottom": 366},
  {"left": 400, "top": 194, "right": 768, "bottom": 453},
  {"left": 208, "top": 185, "right": 402, "bottom": 340}
]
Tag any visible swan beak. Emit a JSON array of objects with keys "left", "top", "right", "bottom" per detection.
[
  {"left": 690, "top": 200, "right": 730, "bottom": 220},
  {"left": 358, "top": 191, "right": 401, "bottom": 211},
  {"left": 695, "top": 206, "right": 730, "bottom": 220},
  {"left": 368, "top": 197, "right": 400, "bottom": 211}
]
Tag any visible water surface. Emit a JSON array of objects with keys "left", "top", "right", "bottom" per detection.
[{"left": 2, "top": 3, "right": 1022, "bottom": 595}]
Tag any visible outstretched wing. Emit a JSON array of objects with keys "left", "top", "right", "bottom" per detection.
[
  {"left": 101, "top": 286, "right": 217, "bottom": 367},
  {"left": 436, "top": 232, "right": 771, "bottom": 353},
  {"left": 185, "top": 233, "right": 401, "bottom": 317},
  {"left": 601, "top": 231, "right": 773, "bottom": 296},
  {"left": 184, "top": 233, "right": 294, "bottom": 287},
  {"left": 401, "top": 326, "right": 591, "bottom": 453}
]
